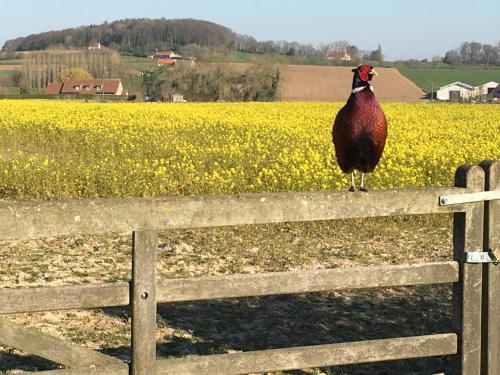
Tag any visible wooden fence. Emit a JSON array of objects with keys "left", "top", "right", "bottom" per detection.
[{"left": 0, "top": 161, "right": 498, "bottom": 375}]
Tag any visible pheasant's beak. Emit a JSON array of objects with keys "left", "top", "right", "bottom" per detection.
[{"left": 370, "top": 69, "right": 379, "bottom": 77}]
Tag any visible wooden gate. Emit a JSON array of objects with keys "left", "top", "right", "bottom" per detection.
[{"left": 0, "top": 161, "right": 498, "bottom": 374}]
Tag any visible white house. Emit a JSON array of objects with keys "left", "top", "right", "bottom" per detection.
[
  {"left": 172, "top": 93, "right": 187, "bottom": 102},
  {"left": 326, "top": 50, "right": 351, "bottom": 61},
  {"left": 436, "top": 81, "right": 476, "bottom": 101},
  {"left": 88, "top": 42, "right": 101, "bottom": 50}
]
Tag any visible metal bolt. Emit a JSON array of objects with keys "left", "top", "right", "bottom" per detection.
[
  {"left": 141, "top": 292, "right": 148, "bottom": 299},
  {"left": 440, "top": 197, "right": 447, "bottom": 205}
]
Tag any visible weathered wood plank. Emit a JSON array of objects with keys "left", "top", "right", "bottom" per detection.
[
  {"left": 35, "top": 334, "right": 457, "bottom": 375},
  {"left": 157, "top": 261, "right": 459, "bottom": 303},
  {"left": 154, "top": 334, "right": 457, "bottom": 375},
  {"left": 0, "top": 262, "right": 459, "bottom": 315},
  {"left": 0, "top": 318, "right": 127, "bottom": 369},
  {"left": 131, "top": 231, "right": 157, "bottom": 375},
  {"left": 0, "top": 282, "right": 129, "bottom": 314},
  {"left": 0, "top": 261, "right": 458, "bottom": 315},
  {"left": 0, "top": 188, "right": 468, "bottom": 240},
  {"left": 36, "top": 364, "right": 128, "bottom": 374},
  {"left": 452, "top": 165, "right": 485, "bottom": 375},
  {"left": 480, "top": 160, "right": 500, "bottom": 375}
]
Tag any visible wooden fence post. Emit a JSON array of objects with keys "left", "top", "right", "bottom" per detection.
[
  {"left": 131, "top": 230, "right": 158, "bottom": 375},
  {"left": 480, "top": 161, "right": 500, "bottom": 375},
  {"left": 452, "top": 165, "right": 485, "bottom": 375}
]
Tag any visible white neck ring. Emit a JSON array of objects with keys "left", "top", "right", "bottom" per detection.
[{"left": 352, "top": 85, "right": 374, "bottom": 94}]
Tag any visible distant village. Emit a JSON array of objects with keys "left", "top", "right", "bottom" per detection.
[
  {"left": 44, "top": 47, "right": 195, "bottom": 102},
  {"left": 41, "top": 42, "right": 500, "bottom": 103}
]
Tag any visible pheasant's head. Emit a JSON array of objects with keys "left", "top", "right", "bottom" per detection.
[{"left": 351, "top": 65, "right": 378, "bottom": 91}]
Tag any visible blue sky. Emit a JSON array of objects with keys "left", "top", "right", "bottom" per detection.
[{"left": 1, "top": 0, "right": 499, "bottom": 60}]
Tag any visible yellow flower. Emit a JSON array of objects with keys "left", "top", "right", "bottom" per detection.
[{"left": 0, "top": 100, "right": 498, "bottom": 200}]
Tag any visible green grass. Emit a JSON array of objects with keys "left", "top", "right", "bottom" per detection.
[
  {"left": 122, "top": 75, "right": 145, "bottom": 98},
  {"left": 398, "top": 67, "right": 500, "bottom": 92},
  {"left": 228, "top": 51, "right": 348, "bottom": 66},
  {"left": 0, "top": 70, "right": 16, "bottom": 75},
  {"left": 120, "top": 55, "right": 156, "bottom": 71},
  {"left": 229, "top": 51, "right": 289, "bottom": 63},
  {"left": 0, "top": 86, "right": 20, "bottom": 95}
]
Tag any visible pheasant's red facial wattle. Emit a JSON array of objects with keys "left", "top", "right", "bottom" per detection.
[{"left": 353, "top": 64, "right": 373, "bottom": 82}]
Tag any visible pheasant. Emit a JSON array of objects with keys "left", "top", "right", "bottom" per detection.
[{"left": 332, "top": 64, "right": 387, "bottom": 191}]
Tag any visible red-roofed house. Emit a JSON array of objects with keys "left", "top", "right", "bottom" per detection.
[
  {"left": 45, "top": 79, "right": 126, "bottom": 96},
  {"left": 155, "top": 51, "right": 183, "bottom": 66},
  {"left": 157, "top": 58, "right": 176, "bottom": 66},
  {"left": 45, "top": 83, "right": 63, "bottom": 95}
]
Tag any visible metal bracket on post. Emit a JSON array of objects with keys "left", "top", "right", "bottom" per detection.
[
  {"left": 465, "top": 250, "right": 500, "bottom": 265},
  {"left": 439, "top": 190, "right": 500, "bottom": 206}
]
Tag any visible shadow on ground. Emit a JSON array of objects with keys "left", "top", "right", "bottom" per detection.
[
  {"left": 155, "top": 285, "right": 452, "bottom": 374},
  {"left": 1, "top": 285, "right": 452, "bottom": 374},
  {"left": 0, "top": 351, "right": 60, "bottom": 373}
]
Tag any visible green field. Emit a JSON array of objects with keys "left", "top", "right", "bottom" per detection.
[
  {"left": 398, "top": 67, "right": 500, "bottom": 92},
  {"left": 120, "top": 55, "right": 156, "bottom": 71},
  {"left": 230, "top": 51, "right": 289, "bottom": 63},
  {"left": 0, "top": 86, "right": 20, "bottom": 95}
]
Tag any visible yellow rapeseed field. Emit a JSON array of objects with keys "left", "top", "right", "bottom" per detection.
[{"left": 0, "top": 100, "right": 498, "bottom": 200}]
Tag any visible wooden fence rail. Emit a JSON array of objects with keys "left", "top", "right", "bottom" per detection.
[
  {"left": 0, "top": 261, "right": 459, "bottom": 314},
  {"left": 37, "top": 334, "right": 458, "bottom": 375},
  {"left": 0, "top": 161, "right": 498, "bottom": 375},
  {"left": 0, "top": 187, "right": 470, "bottom": 240}
]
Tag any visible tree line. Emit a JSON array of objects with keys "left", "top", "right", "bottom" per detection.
[
  {"left": 444, "top": 41, "right": 500, "bottom": 66},
  {"left": 144, "top": 63, "right": 281, "bottom": 102},
  {"left": 2, "top": 18, "right": 383, "bottom": 64},
  {"left": 14, "top": 50, "right": 123, "bottom": 93},
  {"left": 8, "top": 47, "right": 280, "bottom": 101},
  {"left": 3, "top": 19, "right": 244, "bottom": 56}
]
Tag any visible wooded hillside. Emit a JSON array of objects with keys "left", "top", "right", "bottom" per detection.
[{"left": 2, "top": 19, "right": 236, "bottom": 56}]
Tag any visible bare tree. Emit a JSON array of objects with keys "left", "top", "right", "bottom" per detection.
[
  {"left": 481, "top": 44, "right": 499, "bottom": 65},
  {"left": 322, "top": 41, "right": 350, "bottom": 57},
  {"left": 469, "top": 42, "right": 482, "bottom": 64}
]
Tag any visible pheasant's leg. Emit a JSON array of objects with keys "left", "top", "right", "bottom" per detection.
[
  {"left": 348, "top": 172, "right": 355, "bottom": 192},
  {"left": 359, "top": 173, "right": 368, "bottom": 192}
]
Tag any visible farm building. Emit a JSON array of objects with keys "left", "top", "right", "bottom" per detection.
[
  {"left": 436, "top": 81, "right": 475, "bottom": 101},
  {"left": 476, "top": 81, "right": 499, "bottom": 96},
  {"left": 157, "top": 57, "right": 176, "bottom": 66},
  {"left": 155, "top": 51, "right": 181, "bottom": 67},
  {"left": 436, "top": 80, "right": 500, "bottom": 102},
  {"left": 152, "top": 51, "right": 196, "bottom": 67},
  {"left": 491, "top": 84, "right": 500, "bottom": 103},
  {"left": 45, "top": 79, "right": 127, "bottom": 96},
  {"left": 172, "top": 93, "right": 187, "bottom": 102}
]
